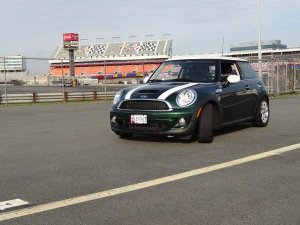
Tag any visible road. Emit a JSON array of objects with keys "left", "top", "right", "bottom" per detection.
[{"left": 0, "top": 97, "right": 299, "bottom": 225}]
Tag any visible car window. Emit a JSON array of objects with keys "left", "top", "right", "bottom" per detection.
[
  {"left": 220, "top": 61, "right": 240, "bottom": 83},
  {"left": 239, "top": 62, "right": 258, "bottom": 79},
  {"left": 149, "top": 60, "right": 216, "bottom": 83}
]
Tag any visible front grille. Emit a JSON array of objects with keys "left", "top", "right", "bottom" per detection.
[
  {"left": 117, "top": 120, "right": 170, "bottom": 132},
  {"left": 119, "top": 100, "right": 169, "bottom": 111}
]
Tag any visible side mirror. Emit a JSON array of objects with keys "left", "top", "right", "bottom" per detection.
[{"left": 227, "top": 75, "right": 240, "bottom": 84}]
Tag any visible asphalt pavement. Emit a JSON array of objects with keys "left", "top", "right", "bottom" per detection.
[{"left": 0, "top": 97, "right": 299, "bottom": 225}]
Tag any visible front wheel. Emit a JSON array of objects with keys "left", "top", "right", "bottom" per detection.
[
  {"left": 196, "top": 104, "right": 214, "bottom": 143},
  {"left": 253, "top": 98, "right": 269, "bottom": 127}
]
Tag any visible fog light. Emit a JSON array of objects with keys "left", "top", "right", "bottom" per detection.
[
  {"left": 111, "top": 116, "right": 116, "bottom": 124},
  {"left": 178, "top": 118, "right": 186, "bottom": 127}
]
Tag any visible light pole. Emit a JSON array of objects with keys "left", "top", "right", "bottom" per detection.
[
  {"left": 128, "top": 35, "right": 137, "bottom": 42},
  {"left": 80, "top": 38, "right": 89, "bottom": 46},
  {"left": 145, "top": 34, "right": 154, "bottom": 41},
  {"left": 61, "top": 59, "right": 65, "bottom": 99},
  {"left": 222, "top": 36, "right": 225, "bottom": 56},
  {"left": 257, "top": 0, "right": 262, "bottom": 77},
  {"left": 112, "top": 36, "right": 121, "bottom": 42},
  {"left": 162, "top": 33, "right": 172, "bottom": 39},
  {"left": 3, "top": 57, "right": 8, "bottom": 106},
  {"left": 96, "top": 37, "right": 105, "bottom": 44}
]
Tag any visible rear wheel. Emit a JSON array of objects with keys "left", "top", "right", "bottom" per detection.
[
  {"left": 253, "top": 98, "right": 269, "bottom": 127},
  {"left": 197, "top": 104, "right": 214, "bottom": 143}
]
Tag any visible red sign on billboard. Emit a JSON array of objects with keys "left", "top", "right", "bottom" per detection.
[
  {"left": 63, "top": 33, "right": 79, "bottom": 42},
  {"left": 63, "top": 33, "right": 79, "bottom": 50}
]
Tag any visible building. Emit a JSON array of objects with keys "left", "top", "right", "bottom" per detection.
[
  {"left": 49, "top": 39, "right": 172, "bottom": 80},
  {"left": 230, "top": 40, "right": 287, "bottom": 52},
  {"left": 225, "top": 47, "right": 300, "bottom": 60}
]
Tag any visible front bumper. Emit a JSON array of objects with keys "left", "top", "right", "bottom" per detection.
[{"left": 110, "top": 108, "right": 199, "bottom": 136}]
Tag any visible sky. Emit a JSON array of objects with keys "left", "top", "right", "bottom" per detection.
[{"left": 0, "top": 0, "right": 300, "bottom": 58}]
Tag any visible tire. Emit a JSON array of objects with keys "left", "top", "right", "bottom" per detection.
[
  {"left": 253, "top": 98, "right": 269, "bottom": 127},
  {"left": 197, "top": 104, "right": 214, "bottom": 143}
]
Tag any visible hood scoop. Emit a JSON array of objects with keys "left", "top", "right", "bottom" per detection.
[{"left": 137, "top": 90, "right": 159, "bottom": 94}]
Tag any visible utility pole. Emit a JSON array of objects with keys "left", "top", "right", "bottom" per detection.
[{"left": 257, "top": 0, "right": 262, "bottom": 77}]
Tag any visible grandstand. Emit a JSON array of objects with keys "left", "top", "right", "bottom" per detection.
[{"left": 49, "top": 39, "right": 172, "bottom": 81}]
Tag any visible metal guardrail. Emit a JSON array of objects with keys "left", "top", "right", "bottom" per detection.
[{"left": 0, "top": 91, "right": 116, "bottom": 105}]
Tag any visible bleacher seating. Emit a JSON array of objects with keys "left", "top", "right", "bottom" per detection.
[
  {"left": 49, "top": 63, "right": 160, "bottom": 77},
  {"left": 49, "top": 38, "right": 171, "bottom": 78},
  {"left": 121, "top": 42, "right": 140, "bottom": 56},
  {"left": 156, "top": 40, "right": 167, "bottom": 54},
  {"left": 138, "top": 41, "right": 158, "bottom": 55},
  {"left": 104, "top": 43, "right": 123, "bottom": 56},
  {"left": 52, "top": 39, "right": 172, "bottom": 59}
]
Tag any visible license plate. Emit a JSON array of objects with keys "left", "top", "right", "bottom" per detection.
[{"left": 130, "top": 114, "right": 147, "bottom": 124}]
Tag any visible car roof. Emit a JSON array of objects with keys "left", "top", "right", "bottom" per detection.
[{"left": 167, "top": 55, "right": 248, "bottom": 62}]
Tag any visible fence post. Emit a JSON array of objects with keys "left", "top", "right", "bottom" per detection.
[
  {"left": 276, "top": 64, "right": 279, "bottom": 94},
  {"left": 271, "top": 61, "right": 275, "bottom": 94},
  {"left": 285, "top": 62, "right": 288, "bottom": 92},
  {"left": 32, "top": 92, "right": 36, "bottom": 103},
  {"left": 294, "top": 62, "right": 296, "bottom": 91},
  {"left": 64, "top": 92, "right": 68, "bottom": 102},
  {"left": 93, "top": 91, "right": 97, "bottom": 100},
  {"left": 104, "top": 60, "right": 107, "bottom": 101}
]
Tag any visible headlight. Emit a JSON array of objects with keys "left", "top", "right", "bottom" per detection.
[
  {"left": 113, "top": 90, "right": 123, "bottom": 105},
  {"left": 176, "top": 89, "right": 197, "bottom": 107}
]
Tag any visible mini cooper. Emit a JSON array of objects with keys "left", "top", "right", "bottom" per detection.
[{"left": 110, "top": 56, "right": 269, "bottom": 143}]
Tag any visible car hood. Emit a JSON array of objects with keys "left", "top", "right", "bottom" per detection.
[{"left": 124, "top": 82, "right": 214, "bottom": 100}]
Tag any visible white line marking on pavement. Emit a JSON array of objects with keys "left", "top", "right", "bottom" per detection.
[
  {"left": 0, "top": 143, "right": 299, "bottom": 221},
  {"left": 0, "top": 199, "right": 29, "bottom": 211}
]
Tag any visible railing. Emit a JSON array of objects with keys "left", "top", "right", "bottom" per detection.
[{"left": 0, "top": 91, "right": 116, "bottom": 105}]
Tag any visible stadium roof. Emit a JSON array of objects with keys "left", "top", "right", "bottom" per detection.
[{"left": 50, "top": 39, "right": 172, "bottom": 64}]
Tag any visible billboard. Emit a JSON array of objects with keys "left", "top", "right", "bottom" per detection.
[{"left": 63, "top": 33, "right": 79, "bottom": 50}]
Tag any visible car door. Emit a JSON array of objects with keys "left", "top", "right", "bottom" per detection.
[
  {"left": 218, "top": 61, "right": 249, "bottom": 124},
  {"left": 238, "top": 61, "right": 260, "bottom": 117}
]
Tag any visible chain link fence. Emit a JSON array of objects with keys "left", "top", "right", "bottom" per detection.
[{"left": 249, "top": 58, "right": 300, "bottom": 95}]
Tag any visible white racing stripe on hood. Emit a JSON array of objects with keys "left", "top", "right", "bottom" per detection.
[
  {"left": 157, "top": 83, "right": 198, "bottom": 100},
  {"left": 125, "top": 85, "right": 144, "bottom": 100}
]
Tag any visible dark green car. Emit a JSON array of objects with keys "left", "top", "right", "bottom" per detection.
[{"left": 110, "top": 56, "right": 269, "bottom": 143}]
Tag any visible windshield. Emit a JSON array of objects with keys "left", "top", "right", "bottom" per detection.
[{"left": 149, "top": 60, "right": 216, "bottom": 83}]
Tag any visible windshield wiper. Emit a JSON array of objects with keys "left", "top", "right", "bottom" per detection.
[
  {"left": 149, "top": 78, "right": 195, "bottom": 83},
  {"left": 169, "top": 78, "right": 194, "bottom": 82},
  {"left": 148, "top": 79, "right": 161, "bottom": 83}
]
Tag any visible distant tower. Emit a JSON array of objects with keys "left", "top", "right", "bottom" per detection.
[{"left": 63, "top": 33, "right": 79, "bottom": 79}]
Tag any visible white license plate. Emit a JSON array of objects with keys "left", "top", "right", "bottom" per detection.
[{"left": 130, "top": 114, "right": 147, "bottom": 124}]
